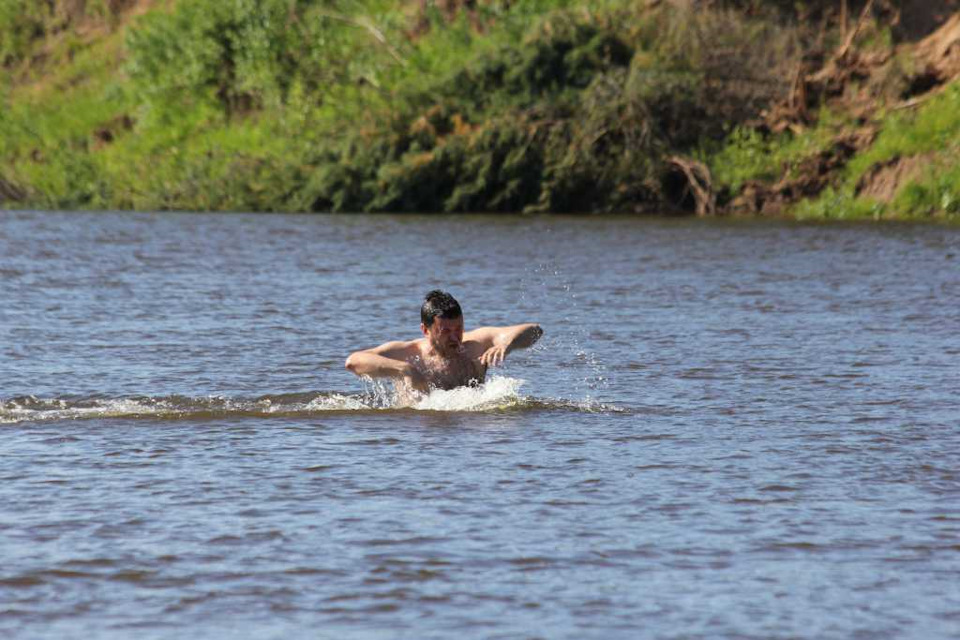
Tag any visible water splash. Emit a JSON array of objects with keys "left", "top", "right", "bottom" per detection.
[
  {"left": 0, "top": 379, "right": 625, "bottom": 425},
  {"left": 414, "top": 376, "right": 526, "bottom": 412}
]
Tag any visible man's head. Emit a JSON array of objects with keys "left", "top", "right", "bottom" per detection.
[{"left": 421, "top": 290, "right": 464, "bottom": 356}]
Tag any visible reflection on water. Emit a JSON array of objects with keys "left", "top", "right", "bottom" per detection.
[{"left": 1, "top": 211, "right": 959, "bottom": 639}]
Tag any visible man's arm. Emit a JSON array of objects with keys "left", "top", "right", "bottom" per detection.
[
  {"left": 467, "top": 324, "right": 543, "bottom": 368},
  {"left": 345, "top": 341, "right": 427, "bottom": 390}
]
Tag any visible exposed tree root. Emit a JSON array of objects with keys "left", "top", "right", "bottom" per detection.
[
  {"left": 0, "top": 177, "right": 27, "bottom": 204},
  {"left": 668, "top": 156, "right": 716, "bottom": 216},
  {"left": 730, "top": 3, "right": 960, "bottom": 215}
]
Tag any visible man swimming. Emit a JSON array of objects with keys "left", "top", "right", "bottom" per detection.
[{"left": 345, "top": 290, "right": 543, "bottom": 393}]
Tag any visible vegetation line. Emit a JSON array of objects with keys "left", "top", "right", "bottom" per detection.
[{"left": 1, "top": 0, "right": 959, "bottom": 221}]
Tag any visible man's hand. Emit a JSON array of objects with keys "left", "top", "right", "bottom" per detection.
[
  {"left": 479, "top": 344, "right": 507, "bottom": 368},
  {"left": 471, "top": 324, "right": 541, "bottom": 369}
]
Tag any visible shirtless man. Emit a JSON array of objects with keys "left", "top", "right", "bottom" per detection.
[{"left": 345, "top": 290, "right": 542, "bottom": 393}]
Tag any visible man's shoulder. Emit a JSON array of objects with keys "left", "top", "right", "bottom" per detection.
[
  {"left": 371, "top": 338, "right": 422, "bottom": 356},
  {"left": 382, "top": 338, "right": 421, "bottom": 348}
]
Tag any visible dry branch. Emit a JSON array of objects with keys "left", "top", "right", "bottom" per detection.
[
  {"left": 0, "top": 177, "right": 27, "bottom": 203},
  {"left": 668, "top": 156, "right": 716, "bottom": 216},
  {"left": 836, "top": 0, "right": 876, "bottom": 62}
]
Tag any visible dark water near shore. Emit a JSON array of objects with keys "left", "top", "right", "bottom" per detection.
[{"left": 1, "top": 210, "right": 959, "bottom": 639}]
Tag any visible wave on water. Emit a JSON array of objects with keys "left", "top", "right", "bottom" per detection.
[{"left": 0, "top": 377, "right": 625, "bottom": 425}]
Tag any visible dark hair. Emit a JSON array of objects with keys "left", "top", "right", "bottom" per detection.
[{"left": 421, "top": 290, "right": 462, "bottom": 326}]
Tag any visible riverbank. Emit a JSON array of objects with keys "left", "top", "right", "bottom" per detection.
[{"left": 2, "top": 0, "right": 959, "bottom": 219}]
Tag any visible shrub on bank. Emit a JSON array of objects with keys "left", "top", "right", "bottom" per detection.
[
  {"left": 294, "top": 3, "right": 790, "bottom": 214},
  {"left": 14, "top": 0, "right": 940, "bottom": 217},
  {"left": 298, "top": 9, "right": 654, "bottom": 214},
  {"left": 788, "top": 81, "right": 960, "bottom": 219}
]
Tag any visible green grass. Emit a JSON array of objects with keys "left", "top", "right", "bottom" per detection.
[
  {"left": 788, "top": 81, "right": 960, "bottom": 220},
  {"left": 888, "top": 159, "right": 960, "bottom": 219},
  {"left": 2, "top": 31, "right": 127, "bottom": 152},
  {"left": 792, "top": 187, "right": 885, "bottom": 221},
  {"left": 1, "top": 28, "right": 135, "bottom": 208},
  {"left": 847, "top": 82, "right": 960, "bottom": 182}
]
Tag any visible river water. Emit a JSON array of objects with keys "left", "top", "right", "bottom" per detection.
[{"left": 1, "top": 211, "right": 958, "bottom": 639}]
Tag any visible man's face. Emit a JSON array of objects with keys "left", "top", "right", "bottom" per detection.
[{"left": 422, "top": 316, "right": 464, "bottom": 356}]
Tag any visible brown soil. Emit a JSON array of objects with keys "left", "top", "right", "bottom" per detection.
[
  {"left": 723, "top": 5, "right": 960, "bottom": 215},
  {"left": 0, "top": 177, "right": 27, "bottom": 204},
  {"left": 854, "top": 154, "right": 931, "bottom": 202}
]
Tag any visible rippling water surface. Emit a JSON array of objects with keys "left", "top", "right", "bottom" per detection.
[{"left": 1, "top": 211, "right": 959, "bottom": 639}]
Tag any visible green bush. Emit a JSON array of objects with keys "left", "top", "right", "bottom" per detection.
[
  {"left": 423, "top": 9, "right": 633, "bottom": 120},
  {"left": 298, "top": 7, "right": 699, "bottom": 214},
  {"left": 708, "top": 127, "right": 779, "bottom": 193},
  {"left": 125, "top": 0, "right": 401, "bottom": 119},
  {"left": 533, "top": 66, "right": 666, "bottom": 213}
]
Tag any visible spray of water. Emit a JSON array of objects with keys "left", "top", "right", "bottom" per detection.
[{"left": 518, "top": 262, "right": 611, "bottom": 402}]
